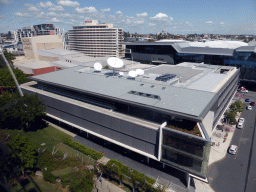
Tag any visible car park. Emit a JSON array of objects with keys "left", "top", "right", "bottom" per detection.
[
  {"left": 237, "top": 122, "right": 244, "bottom": 129},
  {"left": 245, "top": 98, "right": 250, "bottom": 102},
  {"left": 251, "top": 102, "right": 255, "bottom": 106},
  {"left": 247, "top": 105, "right": 252, "bottom": 110},
  {"left": 229, "top": 145, "right": 238, "bottom": 155}
]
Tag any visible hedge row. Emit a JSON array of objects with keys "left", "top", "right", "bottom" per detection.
[
  {"left": 43, "top": 171, "right": 56, "bottom": 184},
  {"left": 63, "top": 138, "right": 103, "bottom": 160},
  {"left": 106, "top": 159, "right": 156, "bottom": 185}
]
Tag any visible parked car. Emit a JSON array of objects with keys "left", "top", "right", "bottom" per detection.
[
  {"left": 247, "top": 105, "right": 252, "bottom": 110},
  {"left": 229, "top": 145, "right": 238, "bottom": 155},
  {"left": 245, "top": 98, "right": 250, "bottom": 102},
  {"left": 251, "top": 102, "right": 255, "bottom": 106},
  {"left": 238, "top": 117, "right": 245, "bottom": 123},
  {"left": 237, "top": 122, "right": 244, "bottom": 129},
  {"left": 241, "top": 89, "right": 248, "bottom": 93}
]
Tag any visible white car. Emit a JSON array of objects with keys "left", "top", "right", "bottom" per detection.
[
  {"left": 237, "top": 122, "right": 244, "bottom": 129},
  {"left": 238, "top": 118, "right": 245, "bottom": 123},
  {"left": 229, "top": 145, "right": 238, "bottom": 155},
  {"left": 241, "top": 89, "right": 248, "bottom": 93},
  {"left": 247, "top": 105, "right": 252, "bottom": 110}
]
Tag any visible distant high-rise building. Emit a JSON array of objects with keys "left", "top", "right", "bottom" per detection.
[
  {"left": 14, "top": 24, "right": 64, "bottom": 43},
  {"left": 68, "top": 20, "right": 124, "bottom": 57}
]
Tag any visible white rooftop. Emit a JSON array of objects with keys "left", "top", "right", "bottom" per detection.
[{"left": 188, "top": 40, "right": 248, "bottom": 49}]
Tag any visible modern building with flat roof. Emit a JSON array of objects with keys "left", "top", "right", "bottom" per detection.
[
  {"left": 20, "top": 62, "right": 239, "bottom": 183},
  {"left": 68, "top": 20, "right": 124, "bottom": 57},
  {"left": 125, "top": 40, "right": 256, "bottom": 82},
  {"left": 14, "top": 24, "right": 64, "bottom": 43}
]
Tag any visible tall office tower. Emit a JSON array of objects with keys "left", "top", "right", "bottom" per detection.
[
  {"left": 68, "top": 20, "right": 124, "bottom": 57},
  {"left": 14, "top": 24, "right": 64, "bottom": 43}
]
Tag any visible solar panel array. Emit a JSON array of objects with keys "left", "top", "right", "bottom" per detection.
[{"left": 155, "top": 73, "right": 177, "bottom": 82}]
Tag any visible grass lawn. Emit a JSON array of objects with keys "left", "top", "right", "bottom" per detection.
[
  {"left": 10, "top": 175, "right": 67, "bottom": 192},
  {"left": 55, "top": 143, "right": 91, "bottom": 163},
  {"left": 4, "top": 125, "right": 72, "bottom": 150}
]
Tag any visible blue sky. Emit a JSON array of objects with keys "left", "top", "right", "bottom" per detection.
[{"left": 0, "top": 0, "right": 255, "bottom": 35}]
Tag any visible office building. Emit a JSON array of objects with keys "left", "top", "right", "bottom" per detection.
[
  {"left": 20, "top": 61, "right": 239, "bottom": 183},
  {"left": 125, "top": 40, "right": 256, "bottom": 82},
  {"left": 14, "top": 24, "right": 64, "bottom": 43},
  {"left": 68, "top": 20, "right": 124, "bottom": 57}
]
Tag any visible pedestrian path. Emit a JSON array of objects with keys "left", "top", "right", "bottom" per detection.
[
  {"left": 194, "top": 99, "right": 241, "bottom": 192},
  {"left": 93, "top": 176, "right": 126, "bottom": 192}
]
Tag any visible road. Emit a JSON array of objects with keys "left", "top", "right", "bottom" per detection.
[{"left": 208, "top": 91, "right": 256, "bottom": 192}]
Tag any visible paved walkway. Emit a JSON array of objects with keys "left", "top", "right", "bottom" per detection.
[
  {"left": 47, "top": 121, "right": 77, "bottom": 137},
  {"left": 93, "top": 176, "right": 126, "bottom": 192},
  {"left": 194, "top": 99, "right": 241, "bottom": 192}
]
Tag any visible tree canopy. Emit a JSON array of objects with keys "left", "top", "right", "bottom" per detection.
[
  {"left": 0, "top": 49, "right": 15, "bottom": 68},
  {"left": 8, "top": 135, "right": 38, "bottom": 176},
  {"left": 0, "top": 93, "right": 46, "bottom": 130},
  {"left": 0, "top": 67, "right": 30, "bottom": 87}
]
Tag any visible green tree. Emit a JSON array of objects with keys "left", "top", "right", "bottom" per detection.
[
  {"left": 0, "top": 49, "right": 15, "bottom": 68},
  {"left": 225, "top": 111, "right": 237, "bottom": 125},
  {"left": 8, "top": 135, "right": 38, "bottom": 177},
  {"left": 0, "top": 93, "right": 46, "bottom": 130},
  {"left": 0, "top": 67, "right": 29, "bottom": 87}
]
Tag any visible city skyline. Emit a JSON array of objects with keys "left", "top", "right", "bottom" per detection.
[{"left": 0, "top": 0, "right": 256, "bottom": 35}]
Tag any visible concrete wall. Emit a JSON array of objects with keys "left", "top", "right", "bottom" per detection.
[
  {"left": 21, "top": 88, "right": 159, "bottom": 157},
  {"left": 131, "top": 53, "right": 174, "bottom": 64},
  {"left": 21, "top": 35, "right": 63, "bottom": 60}
]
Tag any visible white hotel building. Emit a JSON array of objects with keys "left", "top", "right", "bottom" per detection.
[{"left": 68, "top": 20, "right": 124, "bottom": 57}]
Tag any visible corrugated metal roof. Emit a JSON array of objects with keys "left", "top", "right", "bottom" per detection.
[
  {"left": 236, "top": 46, "right": 256, "bottom": 53},
  {"left": 29, "top": 66, "right": 217, "bottom": 118}
]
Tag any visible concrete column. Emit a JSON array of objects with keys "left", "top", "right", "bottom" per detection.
[
  {"left": 162, "top": 163, "right": 165, "bottom": 169},
  {"left": 146, "top": 157, "right": 149, "bottom": 164},
  {"left": 186, "top": 173, "right": 191, "bottom": 190},
  {"left": 87, "top": 132, "right": 89, "bottom": 138}
]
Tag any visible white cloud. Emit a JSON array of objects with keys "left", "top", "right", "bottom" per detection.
[
  {"left": 149, "top": 23, "right": 156, "bottom": 26},
  {"left": 59, "top": 13, "right": 71, "bottom": 17},
  {"left": 47, "top": 12, "right": 57, "bottom": 17},
  {"left": 49, "top": 5, "right": 64, "bottom": 11},
  {"left": 150, "top": 13, "right": 173, "bottom": 21},
  {"left": 220, "top": 22, "right": 225, "bottom": 25},
  {"left": 37, "top": 11, "right": 46, "bottom": 18},
  {"left": 14, "top": 12, "right": 30, "bottom": 17},
  {"left": 115, "top": 11, "right": 122, "bottom": 15},
  {"left": 206, "top": 21, "right": 213, "bottom": 24},
  {"left": 71, "top": 19, "right": 78, "bottom": 23},
  {"left": 57, "top": 0, "right": 80, "bottom": 7},
  {"left": 100, "top": 8, "right": 111, "bottom": 12},
  {"left": 28, "top": 6, "right": 39, "bottom": 12},
  {"left": 134, "top": 20, "right": 144, "bottom": 24},
  {"left": 0, "top": 0, "right": 11, "bottom": 4},
  {"left": 75, "top": 7, "right": 97, "bottom": 13},
  {"left": 39, "top": 1, "right": 53, "bottom": 7},
  {"left": 51, "top": 17, "right": 60, "bottom": 22},
  {"left": 136, "top": 12, "right": 148, "bottom": 17}
]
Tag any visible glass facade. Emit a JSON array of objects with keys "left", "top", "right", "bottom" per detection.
[{"left": 161, "top": 128, "right": 211, "bottom": 177}]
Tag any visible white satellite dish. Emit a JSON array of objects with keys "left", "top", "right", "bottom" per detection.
[
  {"left": 119, "top": 72, "right": 124, "bottom": 76},
  {"left": 94, "top": 63, "right": 102, "bottom": 71},
  {"left": 107, "top": 57, "right": 124, "bottom": 68},
  {"left": 136, "top": 69, "right": 144, "bottom": 76},
  {"left": 107, "top": 57, "right": 124, "bottom": 75},
  {"left": 128, "top": 70, "right": 137, "bottom": 78}
]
